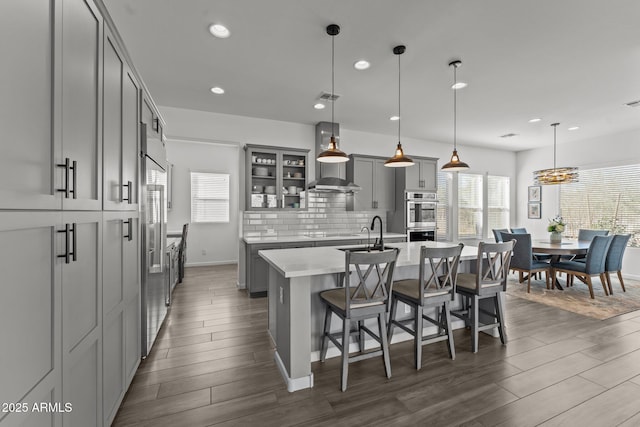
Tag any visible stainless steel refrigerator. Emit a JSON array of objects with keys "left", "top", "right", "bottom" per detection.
[{"left": 140, "top": 123, "right": 169, "bottom": 358}]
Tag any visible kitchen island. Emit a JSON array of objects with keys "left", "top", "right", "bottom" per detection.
[{"left": 259, "top": 241, "right": 481, "bottom": 392}]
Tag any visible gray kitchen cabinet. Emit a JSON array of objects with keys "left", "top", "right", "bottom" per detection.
[
  {"left": 0, "top": 0, "right": 62, "bottom": 211},
  {"left": 61, "top": 211, "right": 102, "bottom": 427},
  {"left": 103, "top": 27, "right": 140, "bottom": 211},
  {"left": 102, "top": 212, "right": 139, "bottom": 426},
  {"left": 248, "top": 243, "right": 283, "bottom": 297},
  {"left": 347, "top": 155, "right": 395, "bottom": 211},
  {"left": 0, "top": 212, "right": 63, "bottom": 426},
  {"left": 314, "top": 239, "right": 362, "bottom": 247},
  {"left": 245, "top": 145, "right": 309, "bottom": 210},
  {"left": 61, "top": 0, "right": 103, "bottom": 211},
  {"left": 399, "top": 157, "right": 438, "bottom": 191}
]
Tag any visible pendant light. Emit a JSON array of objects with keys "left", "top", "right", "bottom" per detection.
[
  {"left": 533, "top": 123, "right": 579, "bottom": 184},
  {"left": 441, "top": 60, "right": 470, "bottom": 171},
  {"left": 385, "top": 45, "right": 414, "bottom": 168},
  {"left": 317, "top": 24, "right": 349, "bottom": 163}
]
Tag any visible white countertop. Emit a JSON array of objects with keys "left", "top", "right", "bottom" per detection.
[
  {"left": 259, "top": 241, "right": 478, "bottom": 278},
  {"left": 243, "top": 232, "right": 406, "bottom": 245}
]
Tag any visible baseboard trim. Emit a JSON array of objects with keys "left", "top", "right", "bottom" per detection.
[
  {"left": 274, "top": 351, "right": 314, "bottom": 392},
  {"left": 185, "top": 260, "right": 238, "bottom": 267}
]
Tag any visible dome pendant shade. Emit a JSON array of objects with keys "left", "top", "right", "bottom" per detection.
[
  {"left": 441, "top": 149, "right": 470, "bottom": 171},
  {"left": 442, "top": 59, "right": 470, "bottom": 172},
  {"left": 385, "top": 142, "right": 414, "bottom": 167},
  {"left": 533, "top": 122, "right": 579, "bottom": 184},
  {"left": 317, "top": 24, "right": 349, "bottom": 164},
  {"left": 384, "top": 45, "right": 414, "bottom": 168},
  {"left": 317, "top": 135, "right": 349, "bottom": 163}
]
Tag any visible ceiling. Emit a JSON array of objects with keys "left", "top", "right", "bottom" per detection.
[{"left": 103, "top": 0, "right": 640, "bottom": 152}]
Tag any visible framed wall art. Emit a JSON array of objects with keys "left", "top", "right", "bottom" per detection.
[
  {"left": 528, "top": 185, "right": 541, "bottom": 202},
  {"left": 528, "top": 202, "right": 541, "bottom": 219}
]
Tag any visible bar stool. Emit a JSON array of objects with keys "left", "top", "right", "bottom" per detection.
[
  {"left": 388, "top": 244, "right": 464, "bottom": 369},
  {"left": 452, "top": 240, "right": 515, "bottom": 353},
  {"left": 319, "top": 248, "right": 399, "bottom": 392}
]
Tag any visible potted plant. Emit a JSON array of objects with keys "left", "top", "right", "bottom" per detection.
[{"left": 547, "top": 216, "right": 566, "bottom": 243}]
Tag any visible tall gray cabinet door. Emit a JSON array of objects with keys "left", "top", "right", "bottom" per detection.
[
  {"left": 404, "top": 161, "right": 422, "bottom": 190},
  {"left": 61, "top": 0, "right": 103, "bottom": 211},
  {"left": 0, "top": 212, "right": 63, "bottom": 427},
  {"left": 420, "top": 159, "right": 437, "bottom": 191},
  {"left": 0, "top": 0, "right": 61, "bottom": 210},
  {"left": 123, "top": 215, "right": 141, "bottom": 384},
  {"left": 61, "top": 211, "right": 102, "bottom": 427},
  {"left": 122, "top": 69, "right": 140, "bottom": 210},
  {"left": 374, "top": 159, "right": 395, "bottom": 211},
  {"left": 353, "top": 158, "right": 374, "bottom": 210},
  {"left": 103, "top": 29, "right": 124, "bottom": 211}
]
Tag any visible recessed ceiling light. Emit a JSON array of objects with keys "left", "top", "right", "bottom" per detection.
[
  {"left": 354, "top": 60, "right": 370, "bottom": 70},
  {"left": 568, "top": 126, "right": 580, "bottom": 131},
  {"left": 314, "top": 103, "right": 325, "bottom": 110},
  {"left": 390, "top": 116, "right": 400, "bottom": 121},
  {"left": 209, "top": 24, "right": 230, "bottom": 39},
  {"left": 451, "top": 82, "right": 467, "bottom": 90},
  {"left": 528, "top": 118, "right": 542, "bottom": 123},
  {"left": 210, "top": 86, "right": 225, "bottom": 94}
]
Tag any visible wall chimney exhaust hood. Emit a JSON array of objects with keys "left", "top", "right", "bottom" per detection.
[{"left": 308, "top": 122, "right": 361, "bottom": 193}]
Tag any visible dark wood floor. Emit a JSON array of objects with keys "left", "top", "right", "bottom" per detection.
[{"left": 113, "top": 265, "right": 640, "bottom": 427}]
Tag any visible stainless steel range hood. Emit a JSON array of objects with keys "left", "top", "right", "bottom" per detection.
[
  {"left": 308, "top": 122, "right": 360, "bottom": 193},
  {"left": 307, "top": 176, "right": 361, "bottom": 193}
]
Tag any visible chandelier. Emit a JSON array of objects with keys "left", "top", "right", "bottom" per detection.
[{"left": 533, "top": 123, "right": 578, "bottom": 185}]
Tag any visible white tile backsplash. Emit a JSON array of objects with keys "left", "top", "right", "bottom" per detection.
[{"left": 243, "top": 192, "right": 384, "bottom": 238}]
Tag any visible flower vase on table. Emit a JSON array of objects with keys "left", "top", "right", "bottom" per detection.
[{"left": 547, "top": 216, "right": 566, "bottom": 244}]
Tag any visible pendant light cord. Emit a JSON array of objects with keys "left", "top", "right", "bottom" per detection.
[
  {"left": 553, "top": 123, "right": 557, "bottom": 170},
  {"left": 331, "top": 33, "right": 335, "bottom": 138},
  {"left": 398, "top": 51, "right": 401, "bottom": 142},
  {"left": 453, "top": 65, "right": 457, "bottom": 151}
]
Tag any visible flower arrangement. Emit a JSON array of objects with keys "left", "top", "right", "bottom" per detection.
[{"left": 547, "top": 216, "right": 566, "bottom": 233}]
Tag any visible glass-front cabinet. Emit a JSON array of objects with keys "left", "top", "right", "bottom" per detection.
[{"left": 245, "top": 145, "right": 309, "bottom": 210}]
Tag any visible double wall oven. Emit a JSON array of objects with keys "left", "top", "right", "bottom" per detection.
[{"left": 406, "top": 191, "right": 437, "bottom": 242}]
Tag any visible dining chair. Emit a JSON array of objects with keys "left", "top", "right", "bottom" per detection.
[
  {"left": 492, "top": 228, "right": 510, "bottom": 243},
  {"left": 451, "top": 240, "right": 515, "bottom": 353},
  {"left": 551, "top": 235, "right": 613, "bottom": 299},
  {"left": 178, "top": 223, "right": 189, "bottom": 283},
  {"left": 569, "top": 229, "right": 609, "bottom": 261},
  {"left": 388, "top": 244, "right": 464, "bottom": 369},
  {"left": 510, "top": 227, "right": 527, "bottom": 234},
  {"left": 604, "top": 234, "right": 631, "bottom": 294},
  {"left": 319, "top": 247, "right": 399, "bottom": 391},
  {"left": 501, "top": 232, "right": 550, "bottom": 292}
]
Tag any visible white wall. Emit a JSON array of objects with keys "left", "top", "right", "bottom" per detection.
[
  {"left": 515, "top": 128, "right": 640, "bottom": 278},
  {"left": 165, "top": 139, "right": 239, "bottom": 266}
]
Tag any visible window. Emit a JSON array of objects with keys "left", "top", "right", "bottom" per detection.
[
  {"left": 458, "top": 173, "right": 483, "bottom": 239},
  {"left": 190, "top": 172, "right": 230, "bottom": 223},
  {"left": 560, "top": 164, "right": 640, "bottom": 247},
  {"left": 437, "top": 172, "right": 452, "bottom": 241},
  {"left": 487, "top": 175, "right": 510, "bottom": 239}
]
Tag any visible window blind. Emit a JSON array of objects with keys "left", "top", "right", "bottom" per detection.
[
  {"left": 437, "top": 172, "right": 451, "bottom": 240},
  {"left": 487, "top": 175, "right": 510, "bottom": 239},
  {"left": 560, "top": 164, "right": 639, "bottom": 247},
  {"left": 190, "top": 172, "right": 230, "bottom": 223},
  {"left": 458, "top": 173, "right": 483, "bottom": 239}
]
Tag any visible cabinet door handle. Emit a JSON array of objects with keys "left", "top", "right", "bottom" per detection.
[
  {"left": 123, "top": 180, "right": 132, "bottom": 203},
  {"left": 70, "top": 160, "right": 77, "bottom": 198},
  {"left": 56, "top": 158, "right": 71, "bottom": 198},
  {"left": 57, "top": 223, "right": 71, "bottom": 264},
  {"left": 124, "top": 218, "right": 133, "bottom": 241},
  {"left": 70, "top": 223, "right": 77, "bottom": 261}
]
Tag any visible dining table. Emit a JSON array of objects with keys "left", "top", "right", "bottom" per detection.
[{"left": 531, "top": 239, "right": 591, "bottom": 290}]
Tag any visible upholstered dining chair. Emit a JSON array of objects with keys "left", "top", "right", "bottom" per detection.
[
  {"left": 604, "top": 234, "right": 631, "bottom": 294},
  {"left": 510, "top": 227, "right": 527, "bottom": 234},
  {"left": 452, "top": 240, "right": 515, "bottom": 353},
  {"left": 388, "top": 244, "right": 464, "bottom": 369},
  {"left": 319, "top": 247, "right": 399, "bottom": 391},
  {"left": 492, "top": 228, "right": 510, "bottom": 243},
  {"left": 551, "top": 235, "right": 613, "bottom": 299},
  {"left": 569, "top": 229, "right": 609, "bottom": 262},
  {"left": 501, "top": 232, "right": 550, "bottom": 292}
]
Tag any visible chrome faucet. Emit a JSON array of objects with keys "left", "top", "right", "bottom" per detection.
[
  {"left": 360, "top": 226, "right": 371, "bottom": 249},
  {"left": 370, "top": 215, "right": 384, "bottom": 251}
]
